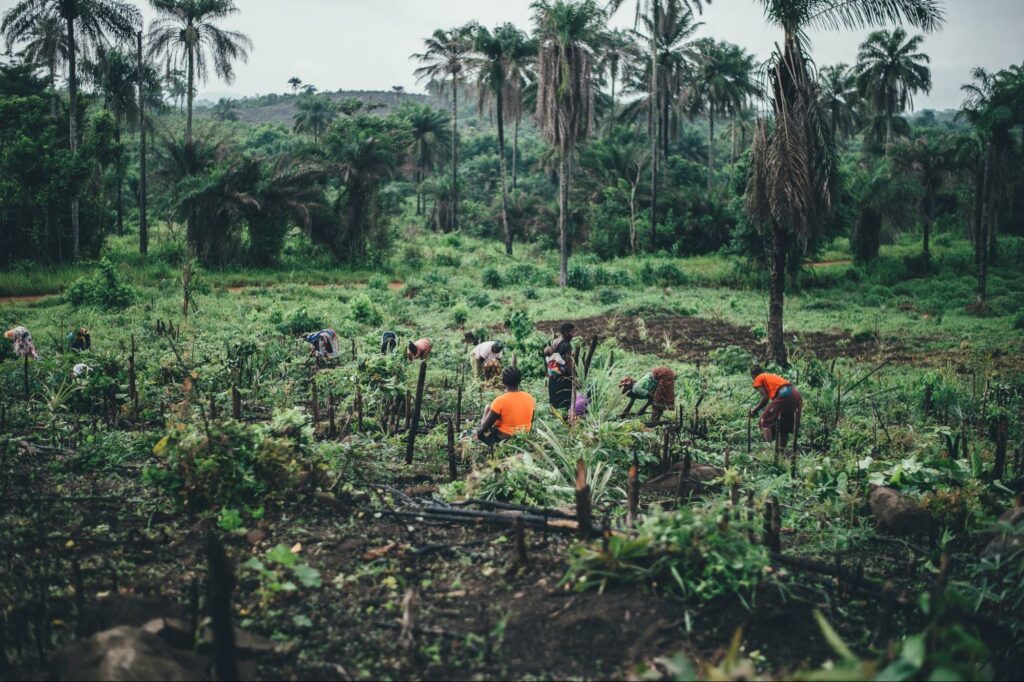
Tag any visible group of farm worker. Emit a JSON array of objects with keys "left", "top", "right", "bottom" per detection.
[
  {"left": 299, "top": 323, "right": 805, "bottom": 449},
  {"left": 4, "top": 325, "right": 93, "bottom": 377}
]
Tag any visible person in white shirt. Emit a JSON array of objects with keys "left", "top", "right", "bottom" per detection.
[{"left": 470, "top": 340, "right": 505, "bottom": 376}]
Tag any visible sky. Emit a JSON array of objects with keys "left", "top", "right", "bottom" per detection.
[{"left": 3, "top": 0, "right": 1022, "bottom": 111}]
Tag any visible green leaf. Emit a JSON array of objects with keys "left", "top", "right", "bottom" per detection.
[
  {"left": 242, "top": 558, "right": 266, "bottom": 573},
  {"left": 292, "top": 614, "right": 313, "bottom": 628},
  {"left": 901, "top": 633, "right": 926, "bottom": 669},
  {"left": 266, "top": 544, "right": 298, "bottom": 567},
  {"left": 813, "top": 610, "right": 857, "bottom": 663},
  {"left": 294, "top": 564, "right": 322, "bottom": 588}
]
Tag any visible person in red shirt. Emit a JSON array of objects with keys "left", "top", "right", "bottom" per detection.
[
  {"left": 407, "top": 337, "right": 432, "bottom": 361},
  {"left": 477, "top": 367, "right": 535, "bottom": 446},
  {"left": 748, "top": 365, "right": 802, "bottom": 446}
]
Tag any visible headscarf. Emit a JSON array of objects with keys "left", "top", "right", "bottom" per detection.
[{"left": 5, "top": 326, "right": 38, "bottom": 360}]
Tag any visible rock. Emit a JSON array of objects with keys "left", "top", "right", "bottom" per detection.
[
  {"left": 314, "top": 491, "right": 351, "bottom": 514},
  {"left": 982, "top": 506, "right": 1024, "bottom": 559},
  {"left": 869, "top": 486, "right": 930, "bottom": 535},
  {"left": 199, "top": 625, "right": 277, "bottom": 655},
  {"left": 79, "top": 594, "right": 187, "bottom": 637},
  {"left": 245, "top": 528, "right": 268, "bottom": 545},
  {"left": 141, "top": 617, "right": 193, "bottom": 650},
  {"left": 51, "top": 626, "right": 205, "bottom": 681}
]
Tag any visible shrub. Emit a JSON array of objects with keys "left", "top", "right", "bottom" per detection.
[
  {"left": 145, "top": 408, "right": 319, "bottom": 510},
  {"left": 277, "top": 307, "right": 324, "bottom": 335},
  {"left": 711, "top": 345, "right": 754, "bottom": 374},
  {"left": 1013, "top": 313, "right": 1024, "bottom": 331},
  {"left": 466, "top": 291, "right": 490, "bottom": 308},
  {"left": 638, "top": 261, "right": 688, "bottom": 287},
  {"left": 350, "top": 295, "right": 383, "bottom": 326},
  {"left": 597, "top": 288, "right": 623, "bottom": 305},
  {"left": 523, "top": 287, "right": 538, "bottom": 300},
  {"left": 567, "top": 264, "right": 595, "bottom": 291},
  {"left": 402, "top": 245, "right": 424, "bottom": 269},
  {"left": 367, "top": 275, "right": 388, "bottom": 290},
  {"left": 451, "top": 303, "right": 469, "bottom": 327},
  {"left": 434, "top": 250, "right": 461, "bottom": 268},
  {"left": 64, "top": 258, "right": 136, "bottom": 309},
  {"left": 481, "top": 267, "right": 503, "bottom": 288}
]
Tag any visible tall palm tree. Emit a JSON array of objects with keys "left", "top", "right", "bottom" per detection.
[
  {"left": 746, "top": 0, "right": 943, "bottom": 366},
  {"left": 293, "top": 93, "right": 337, "bottom": 146},
  {"left": 4, "top": 11, "right": 68, "bottom": 117},
  {"left": 596, "top": 28, "right": 635, "bottom": 128},
  {"left": 533, "top": 0, "right": 603, "bottom": 286},
  {"left": 2, "top": 0, "right": 141, "bottom": 261},
  {"left": 147, "top": 0, "right": 251, "bottom": 247},
  {"left": 607, "top": 0, "right": 706, "bottom": 248},
  {"left": 855, "top": 27, "right": 931, "bottom": 154},
  {"left": 893, "top": 133, "right": 960, "bottom": 259},
  {"left": 413, "top": 27, "right": 472, "bottom": 232},
  {"left": 817, "top": 63, "right": 860, "bottom": 144},
  {"left": 401, "top": 102, "right": 451, "bottom": 216},
  {"left": 470, "top": 22, "right": 532, "bottom": 255}
]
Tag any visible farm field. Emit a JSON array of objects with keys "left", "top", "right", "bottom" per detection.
[{"left": 2, "top": 233, "right": 1022, "bottom": 680}]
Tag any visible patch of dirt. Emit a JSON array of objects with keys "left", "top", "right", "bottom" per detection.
[
  {"left": 537, "top": 314, "right": 910, "bottom": 364},
  {"left": 0, "top": 293, "right": 56, "bottom": 306},
  {"left": 807, "top": 259, "right": 852, "bottom": 268}
]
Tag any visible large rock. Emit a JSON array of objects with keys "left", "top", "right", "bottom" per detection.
[
  {"left": 79, "top": 594, "right": 187, "bottom": 637},
  {"left": 51, "top": 626, "right": 205, "bottom": 681},
  {"left": 869, "top": 486, "right": 930, "bottom": 535}
]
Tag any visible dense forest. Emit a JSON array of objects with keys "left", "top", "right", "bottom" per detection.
[{"left": 2, "top": 1, "right": 1024, "bottom": 680}]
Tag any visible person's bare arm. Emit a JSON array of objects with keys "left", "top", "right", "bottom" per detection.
[
  {"left": 749, "top": 386, "right": 769, "bottom": 416},
  {"left": 479, "top": 407, "right": 499, "bottom": 433}
]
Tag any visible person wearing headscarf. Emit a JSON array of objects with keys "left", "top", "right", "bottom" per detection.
[
  {"left": 619, "top": 366, "right": 676, "bottom": 422},
  {"left": 5, "top": 326, "right": 38, "bottom": 360},
  {"left": 407, "top": 337, "right": 432, "bottom": 361},
  {"left": 470, "top": 340, "right": 505, "bottom": 376},
  {"left": 68, "top": 327, "right": 91, "bottom": 352},
  {"left": 545, "top": 323, "right": 576, "bottom": 411},
  {"left": 305, "top": 329, "right": 340, "bottom": 358}
]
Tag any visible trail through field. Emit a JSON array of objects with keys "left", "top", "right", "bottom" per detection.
[
  {"left": 0, "top": 293, "right": 56, "bottom": 306},
  {"left": 225, "top": 280, "right": 405, "bottom": 293},
  {"left": 807, "top": 259, "right": 852, "bottom": 268}
]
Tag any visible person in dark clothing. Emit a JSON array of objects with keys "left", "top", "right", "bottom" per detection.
[
  {"left": 545, "top": 323, "right": 576, "bottom": 411},
  {"left": 68, "top": 327, "right": 91, "bottom": 352},
  {"left": 380, "top": 331, "right": 397, "bottom": 354}
]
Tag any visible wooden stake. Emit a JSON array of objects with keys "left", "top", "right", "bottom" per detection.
[
  {"left": 923, "top": 384, "right": 932, "bottom": 419},
  {"left": 209, "top": 395, "right": 217, "bottom": 421},
  {"left": 514, "top": 515, "right": 528, "bottom": 568},
  {"left": 311, "top": 378, "right": 320, "bottom": 423},
  {"left": 231, "top": 387, "right": 241, "bottom": 420},
  {"left": 574, "top": 458, "right": 592, "bottom": 540},
  {"left": 405, "top": 361, "right": 428, "bottom": 465},
  {"left": 328, "top": 392, "right": 336, "bottom": 438},
  {"left": 129, "top": 334, "right": 138, "bottom": 422},
  {"left": 626, "top": 453, "right": 639, "bottom": 528},
  {"left": 583, "top": 335, "right": 599, "bottom": 379},
  {"left": 661, "top": 430, "right": 670, "bottom": 470},
  {"left": 455, "top": 383, "right": 463, "bottom": 428},
  {"left": 23, "top": 357, "right": 29, "bottom": 401},
  {"left": 746, "top": 413, "right": 752, "bottom": 454},
  {"left": 447, "top": 418, "right": 457, "bottom": 482},
  {"left": 205, "top": 533, "right": 238, "bottom": 682},
  {"left": 790, "top": 406, "right": 801, "bottom": 478},
  {"left": 993, "top": 415, "right": 1008, "bottom": 480},
  {"left": 355, "top": 384, "right": 363, "bottom": 433}
]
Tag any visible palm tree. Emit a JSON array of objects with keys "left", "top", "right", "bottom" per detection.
[
  {"left": 893, "top": 133, "right": 960, "bottom": 259},
  {"left": 401, "top": 102, "right": 451, "bottom": 217},
  {"left": 855, "top": 28, "right": 931, "bottom": 154},
  {"left": 147, "top": 0, "right": 250, "bottom": 142},
  {"left": 413, "top": 26, "right": 472, "bottom": 232},
  {"left": 470, "top": 22, "right": 532, "bottom": 255},
  {"left": 211, "top": 96, "right": 239, "bottom": 121},
  {"left": 817, "top": 63, "right": 860, "bottom": 144},
  {"left": 596, "top": 28, "right": 635, "bottom": 128},
  {"left": 293, "top": 93, "right": 337, "bottom": 146},
  {"left": 533, "top": 0, "right": 603, "bottom": 286},
  {"left": 147, "top": 0, "right": 251, "bottom": 247},
  {"left": 4, "top": 11, "right": 67, "bottom": 117},
  {"left": 2, "top": 0, "right": 142, "bottom": 261},
  {"left": 746, "top": 0, "right": 943, "bottom": 366},
  {"left": 287, "top": 75, "right": 301, "bottom": 93}
]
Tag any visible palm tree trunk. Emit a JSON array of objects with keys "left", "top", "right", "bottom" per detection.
[
  {"left": 49, "top": 60, "right": 58, "bottom": 119},
  {"left": 648, "top": 0, "right": 659, "bottom": 249},
  {"left": 731, "top": 114, "right": 737, "bottom": 164},
  {"left": 609, "top": 69, "right": 616, "bottom": 131},
  {"left": 496, "top": 88, "right": 512, "bottom": 256},
  {"left": 138, "top": 30, "right": 148, "bottom": 257},
  {"left": 660, "top": 75, "right": 669, "bottom": 158},
  {"left": 976, "top": 146, "right": 991, "bottom": 305},
  {"left": 451, "top": 75, "right": 459, "bottom": 233},
  {"left": 707, "top": 106, "right": 715, "bottom": 197},
  {"left": 66, "top": 15, "right": 80, "bottom": 262},
  {"left": 768, "top": 221, "right": 788, "bottom": 367},
  {"left": 186, "top": 32, "right": 197, "bottom": 248},
  {"left": 512, "top": 116, "right": 520, "bottom": 190},
  {"left": 558, "top": 152, "right": 570, "bottom": 287},
  {"left": 114, "top": 123, "right": 124, "bottom": 237}
]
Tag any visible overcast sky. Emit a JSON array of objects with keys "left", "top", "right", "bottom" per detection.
[{"left": 4, "top": 0, "right": 1022, "bottom": 110}]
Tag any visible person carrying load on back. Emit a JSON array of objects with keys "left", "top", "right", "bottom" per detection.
[
  {"left": 470, "top": 340, "right": 504, "bottom": 377},
  {"left": 545, "top": 323, "right": 576, "bottom": 411},
  {"left": 380, "top": 331, "right": 397, "bottom": 354},
  {"left": 748, "top": 365, "right": 802, "bottom": 447},
  {"left": 619, "top": 366, "right": 676, "bottom": 422},
  {"left": 477, "top": 367, "right": 535, "bottom": 446},
  {"left": 5, "top": 326, "right": 39, "bottom": 359},
  {"left": 68, "top": 327, "right": 91, "bottom": 352},
  {"left": 305, "top": 329, "right": 340, "bottom": 358},
  {"left": 407, "top": 337, "right": 432, "bottom": 361}
]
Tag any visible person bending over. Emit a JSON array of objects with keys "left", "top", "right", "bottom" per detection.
[
  {"left": 68, "top": 327, "right": 91, "bottom": 352},
  {"left": 545, "top": 323, "right": 576, "bottom": 411},
  {"left": 619, "top": 366, "right": 676, "bottom": 422},
  {"left": 305, "top": 329, "right": 340, "bottom": 358},
  {"left": 748, "top": 364, "right": 803, "bottom": 446},
  {"left": 380, "top": 331, "right": 397, "bottom": 354},
  {"left": 471, "top": 340, "right": 504, "bottom": 376},
  {"left": 407, "top": 337, "right": 432, "bottom": 361},
  {"left": 477, "top": 367, "right": 535, "bottom": 446}
]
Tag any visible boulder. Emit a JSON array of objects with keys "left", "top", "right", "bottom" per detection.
[
  {"left": 51, "top": 626, "right": 205, "bottom": 681},
  {"left": 869, "top": 486, "right": 930, "bottom": 535},
  {"left": 79, "top": 594, "right": 187, "bottom": 638},
  {"left": 141, "top": 617, "right": 193, "bottom": 650}
]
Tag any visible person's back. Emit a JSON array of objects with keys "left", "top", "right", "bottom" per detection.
[
  {"left": 472, "top": 341, "right": 503, "bottom": 362},
  {"left": 752, "top": 372, "right": 790, "bottom": 399},
  {"left": 490, "top": 390, "right": 535, "bottom": 436}
]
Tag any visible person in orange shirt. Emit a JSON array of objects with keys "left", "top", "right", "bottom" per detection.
[
  {"left": 748, "top": 365, "right": 802, "bottom": 446},
  {"left": 477, "top": 367, "right": 535, "bottom": 446}
]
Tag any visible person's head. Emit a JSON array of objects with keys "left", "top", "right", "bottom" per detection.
[
  {"left": 492, "top": 341, "right": 505, "bottom": 354},
  {"left": 559, "top": 323, "right": 575, "bottom": 339},
  {"left": 749, "top": 364, "right": 764, "bottom": 379},
  {"left": 408, "top": 341, "right": 418, "bottom": 355},
  {"left": 619, "top": 376, "right": 635, "bottom": 394},
  {"left": 502, "top": 366, "right": 522, "bottom": 390}
]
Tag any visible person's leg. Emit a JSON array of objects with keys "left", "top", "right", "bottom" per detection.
[
  {"left": 650, "top": 406, "right": 664, "bottom": 422},
  {"left": 620, "top": 397, "right": 637, "bottom": 416}
]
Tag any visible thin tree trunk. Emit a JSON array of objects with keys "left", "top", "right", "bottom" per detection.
[
  {"left": 609, "top": 69, "right": 616, "bottom": 131},
  {"left": 186, "top": 32, "right": 197, "bottom": 248},
  {"left": 976, "top": 146, "right": 991, "bottom": 305},
  {"left": 661, "top": 74, "right": 669, "bottom": 158},
  {"left": 115, "top": 124, "right": 124, "bottom": 237},
  {"left": 768, "top": 222, "right": 788, "bottom": 367},
  {"left": 451, "top": 76, "right": 458, "bottom": 232},
  {"left": 707, "top": 106, "right": 714, "bottom": 197},
  {"left": 558, "top": 152, "right": 570, "bottom": 287},
  {"left": 66, "top": 16, "right": 80, "bottom": 261},
  {"left": 512, "top": 116, "right": 520, "bottom": 190},
  {"left": 138, "top": 30, "right": 148, "bottom": 256},
  {"left": 921, "top": 186, "right": 932, "bottom": 260},
  {"left": 496, "top": 88, "right": 512, "bottom": 256},
  {"left": 649, "top": 0, "right": 659, "bottom": 248},
  {"left": 731, "top": 113, "right": 737, "bottom": 164}
]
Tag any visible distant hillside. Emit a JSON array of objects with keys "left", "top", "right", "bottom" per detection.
[{"left": 195, "top": 89, "right": 433, "bottom": 125}]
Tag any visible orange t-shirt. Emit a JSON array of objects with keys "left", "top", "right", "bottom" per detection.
[
  {"left": 490, "top": 390, "right": 536, "bottom": 436},
  {"left": 753, "top": 373, "right": 790, "bottom": 399}
]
